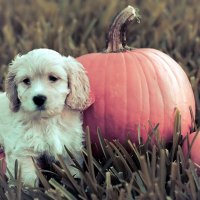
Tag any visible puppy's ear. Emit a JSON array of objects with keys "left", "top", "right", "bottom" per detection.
[
  {"left": 64, "top": 56, "right": 93, "bottom": 111},
  {"left": 5, "top": 55, "right": 21, "bottom": 112}
]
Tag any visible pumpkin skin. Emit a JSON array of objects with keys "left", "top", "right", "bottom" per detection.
[
  {"left": 77, "top": 6, "right": 195, "bottom": 146},
  {"left": 0, "top": 150, "right": 6, "bottom": 175},
  {"left": 77, "top": 48, "right": 195, "bottom": 145},
  {"left": 182, "top": 132, "right": 200, "bottom": 165}
]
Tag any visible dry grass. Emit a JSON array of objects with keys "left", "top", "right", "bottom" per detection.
[
  {"left": 1, "top": 117, "right": 200, "bottom": 200},
  {"left": 0, "top": 0, "right": 199, "bottom": 124}
]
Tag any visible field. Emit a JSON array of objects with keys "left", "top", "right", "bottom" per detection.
[{"left": 0, "top": 0, "right": 200, "bottom": 199}]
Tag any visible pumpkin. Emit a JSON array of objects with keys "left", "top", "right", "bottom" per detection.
[
  {"left": 182, "top": 132, "right": 200, "bottom": 165},
  {"left": 0, "top": 150, "right": 6, "bottom": 175},
  {"left": 77, "top": 6, "right": 195, "bottom": 145}
]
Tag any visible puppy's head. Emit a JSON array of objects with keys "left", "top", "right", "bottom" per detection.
[{"left": 6, "top": 48, "right": 91, "bottom": 118}]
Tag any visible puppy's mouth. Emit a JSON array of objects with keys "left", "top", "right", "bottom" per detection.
[
  {"left": 36, "top": 105, "right": 46, "bottom": 111},
  {"left": 32, "top": 106, "right": 50, "bottom": 119},
  {"left": 34, "top": 107, "right": 61, "bottom": 119},
  {"left": 33, "top": 111, "right": 50, "bottom": 120}
]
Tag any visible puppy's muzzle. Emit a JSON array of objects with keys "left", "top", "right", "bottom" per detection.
[{"left": 33, "top": 95, "right": 47, "bottom": 110}]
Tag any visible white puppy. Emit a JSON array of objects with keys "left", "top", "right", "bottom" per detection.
[{"left": 0, "top": 48, "right": 92, "bottom": 186}]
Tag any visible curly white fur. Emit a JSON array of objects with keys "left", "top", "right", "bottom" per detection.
[{"left": 0, "top": 48, "right": 91, "bottom": 186}]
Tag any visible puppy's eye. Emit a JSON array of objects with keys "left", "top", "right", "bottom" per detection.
[
  {"left": 22, "top": 78, "right": 31, "bottom": 85},
  {"left": 49, "top": 75, "right": 58, "bottom": 82}
]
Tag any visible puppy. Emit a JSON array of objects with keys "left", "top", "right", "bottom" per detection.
[{"left": 0, "top": 48, "right": 92, "bottom": 186}]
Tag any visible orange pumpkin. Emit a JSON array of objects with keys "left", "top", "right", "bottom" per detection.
[
  {"left": 77, "top": 6, "right": 195, "bottom": 145},
  {"left": 0, "top": 150, "right": 6, "bottom": 175},
  {"left": 182, "top": 132, "right": 200, "bottom": 165}
]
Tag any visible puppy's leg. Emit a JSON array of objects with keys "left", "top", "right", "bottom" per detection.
[
  {"left": 6, "top": 154, "right": 38, "bottom": 187},
  {"left": 19, "top": 157, "right": 38, "bottom": 186}
]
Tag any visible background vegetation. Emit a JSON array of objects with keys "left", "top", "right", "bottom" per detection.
[{"left": 0, "top": 0, "right": 200, "bottom": 199}]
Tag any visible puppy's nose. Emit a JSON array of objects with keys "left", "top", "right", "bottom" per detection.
[{"left": 33, "top": 95, "right": 47, "bottom": 107}]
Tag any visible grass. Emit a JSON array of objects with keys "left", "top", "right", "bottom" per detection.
[
  {"left": 0, "top": 0, "right": 200, "bottom": 199},
  {"left": 0, "top": 0, "right": 199, "bottom": 125},
  {"left": 0, "top": 112, "right": 200, "bottom": 199}
]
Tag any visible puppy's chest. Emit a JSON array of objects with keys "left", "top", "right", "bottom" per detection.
[{"left": 23, "top": 123, "right": 73, "bottom": 156}]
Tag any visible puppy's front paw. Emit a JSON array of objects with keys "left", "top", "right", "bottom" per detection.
[
  {"left": 6, "top": 156, "right": 39, "bottom": 187},
  {"left": 22, "top": 174, "right": 38, "bottom": 187}
]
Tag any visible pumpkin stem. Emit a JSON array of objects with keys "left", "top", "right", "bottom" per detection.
[{"left": 105, "top": 5, "right": 141, "bottom": 53}]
